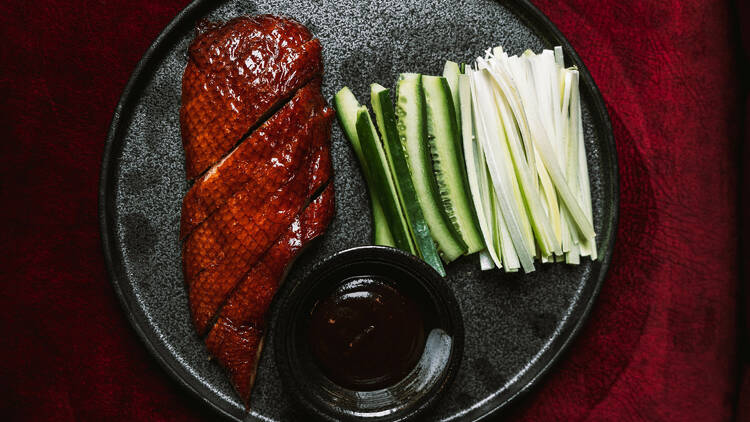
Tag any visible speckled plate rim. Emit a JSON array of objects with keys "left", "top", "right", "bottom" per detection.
[{"left": 98, "top": 1, "right": 618, "bottom": 421}]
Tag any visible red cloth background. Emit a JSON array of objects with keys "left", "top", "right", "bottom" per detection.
[
  {"left": 739, "top": 0, "right": 750, "bottom": 420},
  {"left": 0, "top": 0, "right": 745, "bottom": 421}
]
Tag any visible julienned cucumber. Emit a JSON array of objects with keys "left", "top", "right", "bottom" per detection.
[
  {"left": 396, "top": 73, "right": 467, "bottom": 262},
  {"left": 355, "top": 108, "right": 417, "bottom": 255},
  {"left": 423, "top": 75, "right": 485, "bottom": 254},
  {"left": 442, "top": 61, "right": 462, "bottom": 134},
  {"left": 333, "top": 87, "right": 394, "bottom": 247},
  {"left": 370, "top": 83, "right": 445, "bottom": 276}
]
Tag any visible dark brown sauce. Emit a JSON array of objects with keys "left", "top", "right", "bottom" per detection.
[{"left": 307, "top": 276, "right": 426, "bottom": 390}]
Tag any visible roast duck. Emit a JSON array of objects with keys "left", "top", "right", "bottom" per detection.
[{"left": 179, "top": 15, "right": 334, "bottom": 407}]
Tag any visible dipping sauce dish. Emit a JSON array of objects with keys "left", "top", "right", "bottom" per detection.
[
  {"left": 306, "top": 274, "right": 427, "bottom": 391},
  {"left": 274, "top": 246, "right": 464, "bottom": 421}
]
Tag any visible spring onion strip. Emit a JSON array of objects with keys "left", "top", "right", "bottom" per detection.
[
  {"left": 527, "top": 51, "right": 575, "bottom": 255},
  {"left": 494, "top": 86, "right": 555, "bottom": 258},
  {"left": 496, "top": 53, "right": 561, "bottom": 256},
  {"left": 496, "top": 91, "right": 536, "bottom": 257},
  {"left": 459, "top": 71, "right": 502, "bottom": 269},
  {"left": 550, "top": 52, "right": 580, "bottom": 260},
  {"left": 480, "top": 56, "right": 561, "bottom": 257},
  {"left": 571, "top": 69, "right": 597, "bottom": 260},
  {"left": 485, "top": 51, "right": 538, "bottom": 188},
  {"left": 503, "top": 56, "right": 562, "bottom": 253},
  {"left": 471, "top": 68, "right": 535, "bottom": 272},
  {"left": 479, "top": 250, "right": 496, "bottom": 270},
  {"left": 558, "top": 68, "right": 574, "bottom": 256},
  {"left": 554, "top": 46, "right": 564, "bottom": 68},
  {"left": 503, "top": 55, "right": 561, "bottom": 254},
  {"left": 494, "top": 188, "right": 519, "bottom": 271},
  {"left": 496, "top": 54, "right": 596, "bottom": 241},
  {"left": 561, "top": 70, "right": 580, "bottom": 264},
  {"left": 537, "top": 155, "right": 561, "bottom": 251},
  {"left": 458, "top": 45, "right": 594, "bottom": 271}
]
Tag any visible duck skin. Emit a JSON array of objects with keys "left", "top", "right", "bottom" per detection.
[
  {"left": 180, "top": 80, "right": 328, "bottom": 239},
  {"left": 180, "top": 15, "right": 334, "bottom": 409},
  {"left": 205, "top": 183, "right": 335, "bottom": 406},
  {"left": 185, "top": 131, "right": 331, "bottom": 334},
  {"left": 181, "top": 15, "right": 323, "bottom": 179},
  {"left": 181, "top": 97, "right": 332, "bottom": 285}
]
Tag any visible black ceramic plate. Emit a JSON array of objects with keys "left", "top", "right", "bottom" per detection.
[{"left": 99, "top": 0, "right": 617, "bottom": 421}]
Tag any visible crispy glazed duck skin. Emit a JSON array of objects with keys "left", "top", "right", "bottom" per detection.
[
  {"left": 186, "top": 138, "right": 331, "bottom": 335},
  {"left": 180, "top": 15, "right": 333, "bottom": 408},
  {"left": 205, "top": 184, "right": 335, "bottom": 406},
  {"left": 180, "top": 80, "right": 327, "bottom": 239},
  {"left": 181, "top": 109, "right": 331, "bottom": 284},
  {"left": 181, "top": 15, "right": 323, "bottom": 179}
]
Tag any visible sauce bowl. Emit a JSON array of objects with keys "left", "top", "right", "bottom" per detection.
[{"left": 274, "top": 246, "right": 464, "bottom": 421}]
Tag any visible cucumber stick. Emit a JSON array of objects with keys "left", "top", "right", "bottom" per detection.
[
  {"left": 333, "top": 87, "right": 394, "bottom": 247},
  {"left": 356, "top": 108, "right": 417, "bottom": 254},
  {"left": 422, "top": 75, "right": 484, "bottom": 254},
  {"left": 370, "top": 83, "right": 445, "bottom": 276},
  {"left": 396, "top": 73, "right": 467, "bottom": 262},
  {"left": 442, "top": 61, "right": 462, "bottom": 134}
]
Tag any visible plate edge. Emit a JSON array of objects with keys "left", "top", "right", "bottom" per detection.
[
  {"left": 97, "top": 1, "right": 620, "bottom": 421},
  {"left": 470, "top": 1, "right": 619, "bottom": 421},
  {"left": 98, "top": 0, "right": 245, "bottom": 421}
]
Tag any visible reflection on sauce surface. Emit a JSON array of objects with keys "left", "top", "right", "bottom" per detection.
[{"left": 307, "top": 276, "right": 426, "bottom": 390}]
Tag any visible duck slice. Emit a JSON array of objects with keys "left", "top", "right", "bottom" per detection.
[
  {"left": 179, "top": 15, "right": 335, "bottom": 410},
  {"left": 184, "top": 124, "right": 332, "bottom": 334},
  {"left": 181, "top": 104, "right": 332, "bottom": 282},
  {"left": 204, "top": 184, "right": 334, "bottom": 406},
  {"left": 180, "top": 15, "right": 322, "bottom": 179},
  {"left": 180, "top": 80, "right": 327, "bottom": 239}
]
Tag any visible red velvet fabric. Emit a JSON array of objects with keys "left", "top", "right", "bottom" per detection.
[
  {"left": 0, "top": 1, "right": 743, "bottom": 420},
  {"left": 739, "top": 0, "right": 750, "bottom": 419}
]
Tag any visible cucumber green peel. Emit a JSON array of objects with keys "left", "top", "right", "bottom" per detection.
[
  {"left": 442, "top": 61, "right": 462, "bottom": 135},
  {"left": 422, "top": 75, "right": 484, "bottom": 254},
  {"left": 333, "top": 87, "right": 394, "bottom": 247},
  {"left": 396, "top": 73, "right": 467, "bottom": 262},
  {"left": 355, "top": 107, "right": 416, "bottom": 255},
  {"left": 370, "top": 83, "right": 445, "bottom": 276}
]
